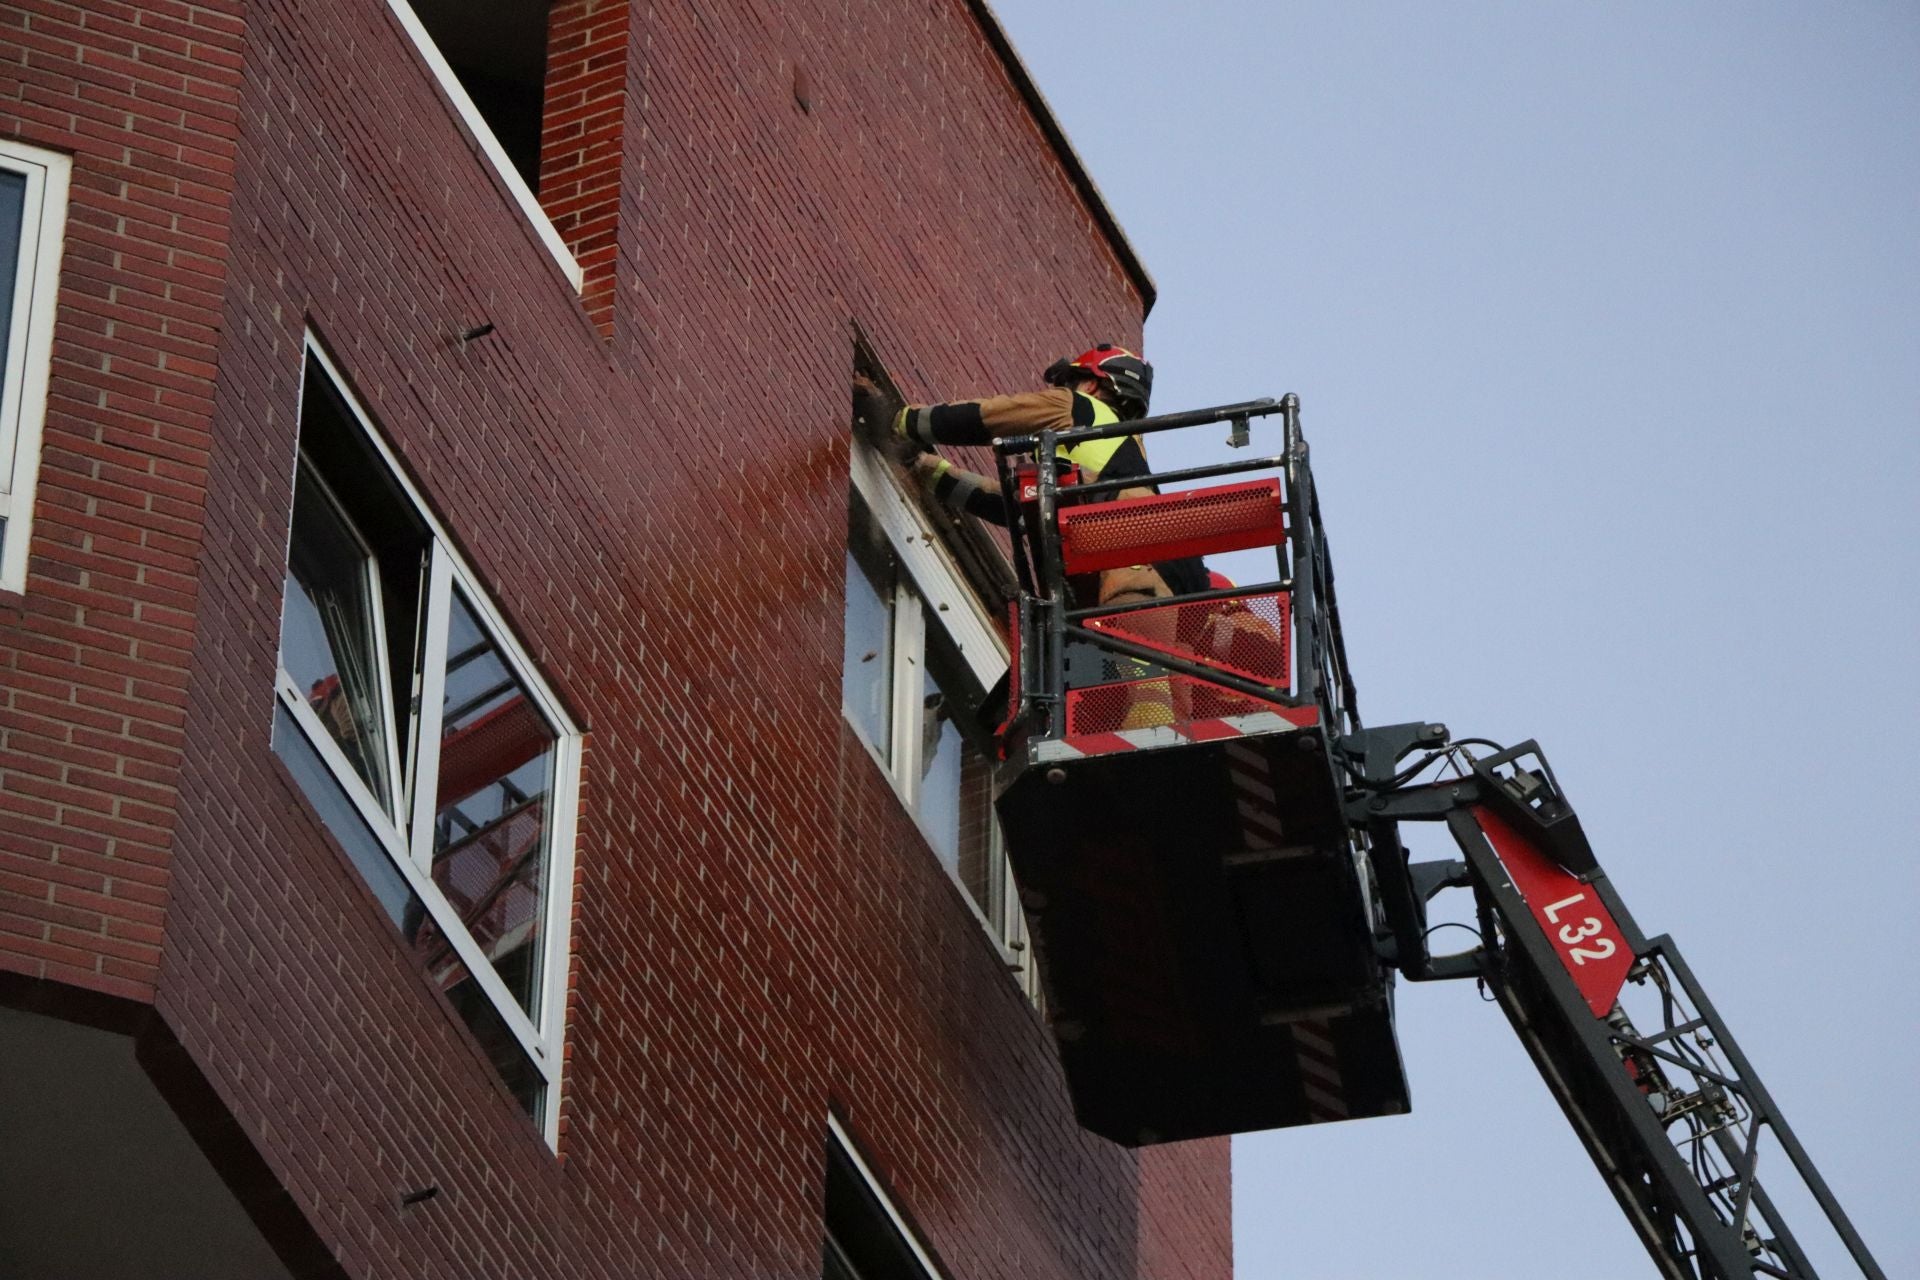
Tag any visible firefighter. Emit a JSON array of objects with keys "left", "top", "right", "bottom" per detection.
[
  {"left": 853, "top": 345, "right": 1204, "bottom": 730},
  {"left": 852, "top": 344, "right": 1207, "bottom": 604}
]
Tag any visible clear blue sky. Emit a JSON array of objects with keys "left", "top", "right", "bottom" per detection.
[{"left": 991, "top": 4, "right": 1918, "bottom": 1276}]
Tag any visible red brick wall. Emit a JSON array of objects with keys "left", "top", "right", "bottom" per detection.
[
  {"left": 0, "top": 1, "right": 1231, "bottom": 1277},
  {"left": 540, "top": 0, "right": 626, "bottom": 337},
  {"left": 0, "top": 0, "right": 246, "bottom": 1004},
  {"left": 1141, "top": 1143, "right": 1236, "bottom": 1280}
]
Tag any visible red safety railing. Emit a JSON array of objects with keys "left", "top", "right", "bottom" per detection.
[
  {"left": 1084, "top": 590, "right": 1291, "bottom": 690},
  {"left": 993, "top": 394, "right": 1362, "bottom": 751},
  {"left": 1058, "top": 479, "right": 1283, "bottom": 575}
]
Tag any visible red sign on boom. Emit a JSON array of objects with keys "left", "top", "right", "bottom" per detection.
[{"left": 1471, "top": 804, "right": 1633, "bottom": 1017}]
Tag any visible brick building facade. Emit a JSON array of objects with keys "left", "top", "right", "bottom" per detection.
[{"left": 0, "top": 1, "right": 1233, "bottom": 1276}]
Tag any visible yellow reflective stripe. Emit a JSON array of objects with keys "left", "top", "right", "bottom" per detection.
[{"left": 1057, "top": 394, "right": 1129, "bottom": 476}]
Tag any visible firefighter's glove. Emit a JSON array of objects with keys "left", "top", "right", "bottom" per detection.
[{"left": 853, "top": 374, "right": 920, "bottom": 465}]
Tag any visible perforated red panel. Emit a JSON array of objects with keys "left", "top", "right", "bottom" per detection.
[
  {"left": 1086, "top": 592, "right": 1291, "bottom": 689},
  {"left": 1058, "top": 479, "right": 1284, "bottom": 575},
  {"left": 1066, "top": 674, "right": 1291, "bottom": 737}
]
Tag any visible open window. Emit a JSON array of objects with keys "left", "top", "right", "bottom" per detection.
[
  {"left": 272, "top": 338, "right": 582, "bottom": 1145},
  {"left": 0, "top": 138, "right": 70, "bottom": 594},
  {"left": 844, "top": 369, "right": 1041, "bottom": 1004}
]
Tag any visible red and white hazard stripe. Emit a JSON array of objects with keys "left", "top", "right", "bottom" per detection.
[
  {"left": 1034, "top": 705, "right": 1319, "bottom": 763},
  {"left": 1223, "top": 738, "right": 1293, "bottom": 853},
  {"left": 1289, "top": 1018, "right": 1349, "bottom": 1122},
  {"left": 1222, "top": 737, "right": 1351, "bottom": 1121}
]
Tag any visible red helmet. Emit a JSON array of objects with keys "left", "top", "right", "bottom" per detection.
[{"left": 1042, "top": 343, "right": 1153, "bottom": 419}]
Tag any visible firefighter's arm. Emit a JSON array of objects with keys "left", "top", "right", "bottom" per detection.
[
  {"left": 896, "top": 387, "right": 1077, "bottom": 448},
  {"left": 911, "top": 454, "right": 1011, "bottom": 526}
]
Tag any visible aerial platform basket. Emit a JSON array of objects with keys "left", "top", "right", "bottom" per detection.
[
  {"left": 991, "top": 396, "right": 1408, "bottom": 1146},
  {"left": 999, "top": 710, "right": 1407, "bottom": 1145}
]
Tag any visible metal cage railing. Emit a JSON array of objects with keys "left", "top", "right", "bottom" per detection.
[{"left": 992, "top": 393, "right": 1360, "bottom": 750}]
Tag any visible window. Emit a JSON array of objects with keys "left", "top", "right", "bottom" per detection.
[
  {"left": 272, "top": 339, "right": 581, "bottom": 1144},
  {"left": 385, "top": 0, "right": 584, "bottom": 290},
  {"left": 845, "top": 432, "right": 1042, "bottom": 1004},
  {"left": 0, "top": 139, "right": 71, "bottom": 594},
  {"left": 822, "top": 1118, "right": 943, "bottom": 1280}
]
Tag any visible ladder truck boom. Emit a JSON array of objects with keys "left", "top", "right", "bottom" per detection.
[
  {"left": 1350, "top": 730, "right": 1885, "bottom": 1280},
  {"left": 984, "top": 396, "right": 1887, "bottom": 1279}
]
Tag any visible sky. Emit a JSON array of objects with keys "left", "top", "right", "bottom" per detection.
[{"left": 990, "top": 4, "right": 1918, "bottom": 1277}]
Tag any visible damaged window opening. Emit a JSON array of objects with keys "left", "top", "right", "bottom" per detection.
[{"left": 843, "top": 363, "right": 1043, "bottom": 1007}]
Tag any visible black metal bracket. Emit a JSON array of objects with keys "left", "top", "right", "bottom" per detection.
[
  {"left": 1352, "top": 777, "right": 1482, "bottom": 825},
  {"left": 1347, "top": 781, "right": 1469, "bottom": 978},
  {"left": 1409, "top": 857, "right": 1470, "bottom": 903},
  {"left": 1469, "top": 741, "right": 1599, "bottom": 881},
  {"left": 1338, "top": 720, "right": 1450, "bottom": 785}
]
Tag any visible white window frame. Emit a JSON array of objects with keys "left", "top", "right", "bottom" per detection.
[
  {"left": 849, "top": 443, "right": 1005, "bottom": 690},
  {"left": 824, "top": 1115, "right": 944, "bottom": 1280},
  {"left": 846, "top": 441, "right": 1039, "bottom": 997},
  {"left": 979, "top": 819, "right": 1043, "bottom": 1005},
  {"left": 0, "top": 139, "right": 71, "bottom": 594},
  {"left": 288, "top": 460, "right": 416, "bottom": 818},
  {"left": 275, "top": 335, "right": 582, "bottom": 1146},
  {"left": 383, "top": 0, "right": 586, "bottom": 292}
]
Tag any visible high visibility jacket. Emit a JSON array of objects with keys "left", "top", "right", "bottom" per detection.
[{"left": 1056, "top": 392, "right": 1135, "bottom": 480}]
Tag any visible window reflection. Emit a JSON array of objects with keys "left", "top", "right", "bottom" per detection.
[
  {"left": 428, "top": 946, "right": 547, "bottom": 1119},
  {"left": 419, "top": 590, "right": 557, "bottom": 1018},
  {"left": 917, "top": 665, "right": 963, "bottom": 870},
  {"left": 0, "top": 170, "right": 25, "bottom": 428},
  {"left": 843, "top": 551, "right": 894, "bottom": 762},
  {"left": 281, "top": 468, "right": 392, "bottom": 806},
  {"left": 956, "top": 748, "right": 997, "bottom": 915}
]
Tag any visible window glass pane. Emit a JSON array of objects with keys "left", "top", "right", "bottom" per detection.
[
  {"left": 271, "top": 705, "right": 422, "bottom": 932},
  {"left": 424, "top": 589, "right": 558, "bottom": 1018},
  {"left": 296, "top": 366, "right": 434, "bottom": 792},
  {"left": 916, "top": 661, "right": 963, "bottom": 870},
  {"left": 427, "top": 947, "right": 546, "bottom": 1120},
  {"left": 956, "top": 750, "right": 997, "bottom": 914},
  {"left": 282, "top": 467, "right": 394, "bottom": 806},
  {"left": 406, "top": 0, "right": 551, "bottom": 190},
  {"left": 823, "top": 1233, "right": 864, "bottom": 1280},
  {"left": 0, "top": 168, "right": 24, "bottom": 436},
  {"left": 842, "top": 551, "right": 893, "bottom": 761}
]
